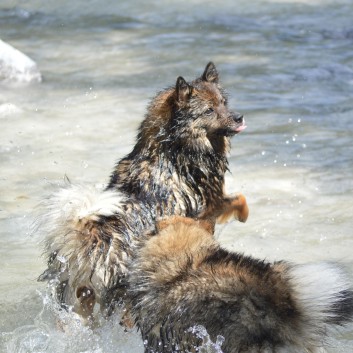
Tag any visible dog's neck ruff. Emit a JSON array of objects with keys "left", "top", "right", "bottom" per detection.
[{"left": 110, "top": 134, "right": 229, "bottom": 219}]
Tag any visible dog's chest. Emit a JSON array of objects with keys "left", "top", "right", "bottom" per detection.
[{"left": 154, "top": 160, "right": 224, "bottom": 216}]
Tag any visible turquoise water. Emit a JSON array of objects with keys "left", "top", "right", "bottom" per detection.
[{"left": 1, "top": 0, "right": 353, "bottom": 352}]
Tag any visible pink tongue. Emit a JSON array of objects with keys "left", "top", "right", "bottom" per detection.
[{"left": 235, "top": 124, "right": 247, "bottom": 132}]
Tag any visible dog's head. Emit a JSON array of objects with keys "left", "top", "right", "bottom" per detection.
[
  {"left": 141, "top": 63, "right": 245, "bottom": 154},
  {"left": 173, "top": 62, "right": 246, "bottom": 139}
]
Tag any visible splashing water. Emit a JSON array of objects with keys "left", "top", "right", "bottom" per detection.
[
  {"left": 188, "top": 325, "right": 225, "bottom": 353},
  {"left": 1, "top": 290, "right": 144, "bottom": 353},
  {"left": 0, "top": 289, "right": 226, "bottom": 353}
]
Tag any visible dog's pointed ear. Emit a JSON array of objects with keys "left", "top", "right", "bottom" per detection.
[
  {"left": 202, "top": 62, "right": 219, "bottom": 83},
  {"left": 176, "top": 76, "right": 192, "bottom": 103}
]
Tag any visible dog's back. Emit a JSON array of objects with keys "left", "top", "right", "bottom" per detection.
[{"left": 128, "top": 218, "right": 353, "bottom": 353}]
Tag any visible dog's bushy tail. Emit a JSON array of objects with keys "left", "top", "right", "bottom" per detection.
[
  {"left": 287, "top": 262, "right": 353, "bottom": 345},
  {"left": 36, "top": 183, "right": 126, "bottom": 305}
]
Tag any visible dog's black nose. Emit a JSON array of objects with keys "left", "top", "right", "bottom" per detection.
[{"left": 233, "top": 112, "right": 244, "bottom": 124}]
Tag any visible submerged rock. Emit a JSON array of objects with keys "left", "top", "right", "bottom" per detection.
[{"left": 0, "top": 39, "right": 42, "bottom": 83}]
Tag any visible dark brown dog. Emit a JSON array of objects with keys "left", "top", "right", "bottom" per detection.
[
  {"left": 108, "top": 62, "right": 246, "bottom": 219},
  {"left": 38, "top": 62, "right": 248, "bottom": 323}
]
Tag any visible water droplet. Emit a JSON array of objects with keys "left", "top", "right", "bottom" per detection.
[
  {"left": 57, "top": 255, "right": 67, "bottom": 263},
  {"left": 320, "top": 234, "right": 327, "bottom": 242}
]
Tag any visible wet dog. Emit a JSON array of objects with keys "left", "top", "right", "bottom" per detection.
[
  {"left": 37, "top": 62, "right": 248, "bottom": 323},
  {"left": 127, "top": 215, "right": 353, "bottom": 353}
]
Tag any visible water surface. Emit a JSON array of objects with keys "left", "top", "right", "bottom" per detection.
[{"left": 1, "top": 0, "right": 353, "bottom": 352}]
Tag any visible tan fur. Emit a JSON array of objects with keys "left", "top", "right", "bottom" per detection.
[
  {"left": 145, "top": 219, "right": 215, "bottom": 269},
  {"left": 157, "top": 215, "right": 215, "bottom": 234},
  {"left": 127, "top": 216, "right": 353, "bottom": 353}
]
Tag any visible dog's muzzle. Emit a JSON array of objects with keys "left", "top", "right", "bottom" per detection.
[
  {"left": 230, "top": 112, "right": 246, "bottom": 134},
  {"left": 232, "top": 112, "right": 244, "bottom": 124}
]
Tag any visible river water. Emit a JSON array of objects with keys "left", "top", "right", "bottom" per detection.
[{"left": 1, "top": 0, "right": 353, "bottom": 352}]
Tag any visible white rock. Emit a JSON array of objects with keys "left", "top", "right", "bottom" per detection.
[{"left": 0, "top": 39, "right": 42, "bottom": 83}]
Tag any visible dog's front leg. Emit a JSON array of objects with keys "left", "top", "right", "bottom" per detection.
[{"left": 216, "top": 194, "right": 249, "bottom": 224}]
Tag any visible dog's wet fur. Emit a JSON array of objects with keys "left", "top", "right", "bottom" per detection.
[
  {"left": 127, "top": 216, "right": 353, "bottom": 353},
  {"left": 108, "top": 62, "right": 246, "bottom": 217},
  {"left": 38, "top": 62, "right": 248, "bottom": 322},
  {"left": 37, "top": 63, "right": 353, "bottom": 351}
]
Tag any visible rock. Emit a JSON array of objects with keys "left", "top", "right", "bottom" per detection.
[{"left": 0, "top": 39, "right": 42, "bottom": 83}]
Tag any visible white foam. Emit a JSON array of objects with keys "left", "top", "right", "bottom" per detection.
[
  {"left": 0, "top": 103, "right": 23, "bottom": 117},
  {"left": 2, "top": 290, "right": 144, "bottom": 353}
]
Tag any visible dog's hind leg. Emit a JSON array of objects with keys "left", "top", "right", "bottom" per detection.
[
  {"left": 73, "top": 286, "right": 96, "bottom": 325},
  {"left": 37, "top": 184, "right": 129, "bottom": 325}
]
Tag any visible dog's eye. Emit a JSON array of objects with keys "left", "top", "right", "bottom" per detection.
[{"left": 204, "top": 108, "right": 214, "bottom": 115}]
